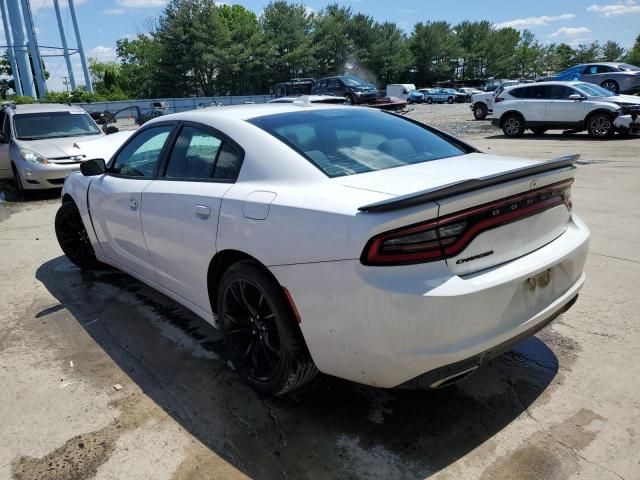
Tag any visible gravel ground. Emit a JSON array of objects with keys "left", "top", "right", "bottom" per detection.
[{"left": 405, "top": 103, "right": 495, "bottom": 137}]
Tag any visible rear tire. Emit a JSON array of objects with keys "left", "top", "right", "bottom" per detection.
[
  {"left": 601, "top": 80, "right": 619, "bottom": 95},
  {"left": 218, "top": 261, "right": 318, "bottom": 396},
  {"left": 55, "top": 202, "right": 102, "bottom": 270},
  {"left": 447, "top": 97, "right": 454, "bottom": 104},
  {"left": 426, "top": 97, "right": 433, "bottom": 104},
  {"left": 344, "top": 94, "right": 356, "bottom": 105},
  {"left": 501, "top": 113, "right": 525, "bottom": 137},
  {"left": 473, "top": 103, "right": 488, "bottom": 120},
  {"left": 586, "top": 112, "right": 615, "bottom": 139}
]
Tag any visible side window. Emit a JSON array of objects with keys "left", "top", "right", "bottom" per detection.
[
  {"left": 583, "top": 65, "right": 598, "bottom": 75},
  {"left": 164, "top": 126, "right": 221, "bottom": 179},
  {"left": 549, "top": 85, "right": 572, "bottom": 99},
  {"left": 509, "top": 87, "right": 524, "bottom": 98},
  {"left": 213, "top": 143, "right": 242, "bottom": 181},
  {"left": 596, "top": 65, "right": 613, "bottom": 73},
  {"left": 525, "top": 86, "right": 549, "bottom": 99},
  {"left": 328, "top": 79, "right": 341, "bottom": 89},
  {"left": 111, "top": 125, "right": 172, "bottom": 177}
]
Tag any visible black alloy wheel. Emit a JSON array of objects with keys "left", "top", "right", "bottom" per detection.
[
  {"left": 601, "top": 80, "right": 619, "bottom": 95},
  {"left": 473, "top": 103, "right": 488, "bottom": 120},
  {"left": 218, "top": 261, "right": 317, "bottom": 395},
  {"left": 502, "top": 114, "right": 525, "bottom": 137},
  {"left": 426, "top": 97, "right": 433, "bottom": 104},
  {"left": 55, "top": 202, "right": 102, "bottom": 270},
  {"left": 587, "top": 112, "right": 615, "bottom": 139}
]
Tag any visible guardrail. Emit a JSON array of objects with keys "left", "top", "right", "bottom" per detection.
[{"left": 75, "top": 95, "right": 273, "bottom": 114}]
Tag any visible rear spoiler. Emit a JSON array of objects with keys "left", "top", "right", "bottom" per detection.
[{"left": 358, "top": 154, "right": 579, "bottom": 213}]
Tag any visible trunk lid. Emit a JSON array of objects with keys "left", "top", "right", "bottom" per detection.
[{"left": 348, "top": 153, "right": 576, "bottom": 275}]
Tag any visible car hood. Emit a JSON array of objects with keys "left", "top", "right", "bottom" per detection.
[
  {"left": 336, "top": 152, "right": 538, "bottom": 196},
  {"left": 15, "top": 134, "right": 104, "bottom": 159},
  {"left": 608, "top": 94, "right": 640, "bottom": 105},
  {"left": 472, "top": 92, "right": 493, "bottom": 102},
  {"left": 74, "top": 130, "right": 135, "bottom": 161}
]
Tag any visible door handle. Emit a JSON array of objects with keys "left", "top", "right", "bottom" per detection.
[
  {"left": 195, "top": 205, "right": 211, "bottom": 219},
  {"left": 129, "top": 198, "right": 138, "bottom": 209}
]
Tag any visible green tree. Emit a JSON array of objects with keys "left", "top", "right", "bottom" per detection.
[
  {"left": 512, "top": 29, "right": 544, "bottom": 78},
  {"left": 411, "top": 21, "right": 459, "bottom": 85},
  {"left": 601, "top": 41, "right": 625, "bottom": 61},
  {"left": 260, "top": 1, "right": 315, "bottom": 84},
  {"left": 486, "top": 27, "right": 520, "bottom": 78},
  {"left": 312, "top": 4, "right": 353, "bottom": 75},
  {"left": 574, "top": 41, "right": 601, "bottom": 64},
  {"left": 116, "top": 34, "right": 162, "bottom": 98},
  {"left": 625, "top": 35, "right": 640, "bottom": 65},
  {"left": 366, "top": 22, "right": 411, "bottom": 85}
]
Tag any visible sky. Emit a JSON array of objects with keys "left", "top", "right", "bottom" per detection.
[{"left": 3, "top": 0, "right": 640, "bottom": 92}]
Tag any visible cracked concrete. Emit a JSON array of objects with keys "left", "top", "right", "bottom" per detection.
[{"left": 1, "top": 115, "right": 639, "bottom": 479}]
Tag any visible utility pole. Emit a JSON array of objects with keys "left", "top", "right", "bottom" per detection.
[
  {"left": 62, "top": 77, "right": 70, "bottom": 93},
  {"left": 0, "top": 0, "right": 23, "bottom": 96},
  {"left": 53, "top": 0, "right": 76, "bottom": 90},
  {"left": 6, "top": 0, "right": 36, "bottom": 98},
  {"left": 20, "top": 0, "right": 47, "bottom": 97},
  {"left": 68, "top": 0, "right": 92, "bottom": 92}
]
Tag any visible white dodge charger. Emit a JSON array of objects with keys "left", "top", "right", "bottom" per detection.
[{"left": 56, "top": 104, "right": 589, "bottom": 395}]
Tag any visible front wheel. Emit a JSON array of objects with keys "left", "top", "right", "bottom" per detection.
[
  {"left": 502, "top": 114, "right": 525, "bottom": 137},
  {"left": 218, "top": 261, "right": 318, "bottom": 396},
  {"left": 473, "top": 103, "right": 488, "bottom": 120},
  {"left": 447, "top": 97, "right": 454, "bottom": 104},
  {"left": 55, "top": 202, "right": 102, "bottom": 270},
  {"left": 344, "top": 94, "right": 356, "bottom": 105},
  {"left": 426, "top": 97, "right": 433, "bottom": 104},
  {"left": 587, "top": 112, "right": 615, "bottom": 139}
]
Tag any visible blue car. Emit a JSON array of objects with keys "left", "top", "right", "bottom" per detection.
[{"left": 407, "top": 90, "right": 425, "bottom": 104}]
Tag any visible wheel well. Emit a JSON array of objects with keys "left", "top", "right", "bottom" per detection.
[
  {"left": 62, "top": 193, "right": 75, "bottom": 205},
  {"left": 584, "top": 109, "right": 615, "bottom": 127},
  {"left": 500, "top": 110, "right": 524, "bottom": 126},
  {"left": 473, "top": 102, "right": 486, "bottom": 110},
  {"left": 601, "top": 79, "right": 618, "bottom": 87},
  {"left": 207, "top": 249, "right": 280, "bottom": 313}
]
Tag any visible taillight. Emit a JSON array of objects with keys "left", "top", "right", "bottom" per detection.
[
  {"left": 495, "top": 96, "right": 504, "bottom": 103},
  {"left": 361, "top": 178, "right": 573, "bottom": 266}
]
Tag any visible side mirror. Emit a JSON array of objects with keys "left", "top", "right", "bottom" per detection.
[
  {"left": 104, "top": 125, "right": 119, "bottom": 135},
  {"left": 80, "top": 158, "right": 106, "bottom": 176},
  {"left": 569, "top": 94, "right": 584, "bottom": 101}
]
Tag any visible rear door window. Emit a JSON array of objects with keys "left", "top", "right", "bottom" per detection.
[{"left": 549, "top": 85, "right": 573, "bottom": 99}]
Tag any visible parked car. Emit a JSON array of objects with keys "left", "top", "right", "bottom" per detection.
[
  {"left": 272, "top": 78, "right": 315, "bottom": 98},
  {"left": 56, "top": 103, "right": 589, "bottom": 396},
  {"left": 268, "top": 95, "right": 348, "bottom": 105},
  {"left": 441, "top": 88, "right": 466, "bottom": 103},
  {"left": 457, "top": 87, "right": 483, "bottom": 102},
  {"left": 311, "top": 75, "right": 378, "bottom": 104},
  {"left": 471, "top": 81, "right": 520, "bottom": 120},
  {"left": 386, "top": 84, "right": 424, "bottom": 103},
  {"left": 492, "top": 81, "right": 640, "bottom": 138},
  {"left": 537, "top": 62, "right": 640, "bottom": 95},
  {"left": 0, "top": 103, "right": 103, "bottom": 190}
]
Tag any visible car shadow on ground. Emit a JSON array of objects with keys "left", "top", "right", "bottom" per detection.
[
  {"left": 0, "top": 180, "right": 61, "bottom": 204},
  {"left": 36, "top": 256, "right": 561, "bottom": 480}
]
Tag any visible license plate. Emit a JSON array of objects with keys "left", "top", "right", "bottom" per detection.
[{"left": 526, "top": 269, "right": 551, "bottom": 291}]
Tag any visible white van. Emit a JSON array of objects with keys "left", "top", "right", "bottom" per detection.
[{"left": 386, "top": 84, "right": 417, "bottom": 100}]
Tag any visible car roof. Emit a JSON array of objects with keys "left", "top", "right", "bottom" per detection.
[
  {"left": 268, "top": 95, "right": 344, "bottom": 103},
  {"left": 8, "top": 103, "right": 86, "bottom": 115},
  {"left": 510, "top": 81, "right": 582, "bottom": 87},
  {"left": 154, "top": 103, "right": 353, "bottom": 124}
]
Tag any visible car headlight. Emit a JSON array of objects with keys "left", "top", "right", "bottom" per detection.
[{"left": 19, "top": 148, "right": 49, "bottom": 164}]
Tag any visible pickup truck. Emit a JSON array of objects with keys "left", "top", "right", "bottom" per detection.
[{"left": 471, "top": 81, "right": 519, "bottom": 120}]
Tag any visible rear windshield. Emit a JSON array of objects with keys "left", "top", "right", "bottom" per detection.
[
  {"left": 250, "top": 109, "right": 468, "bottom": 178},
  {"left": 14, "top": 111, "right": 101, "bottom": 140}
]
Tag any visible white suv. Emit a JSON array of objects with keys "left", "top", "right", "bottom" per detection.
[{"left": 492, "top": 81, "right": 640, "bottom": 138}]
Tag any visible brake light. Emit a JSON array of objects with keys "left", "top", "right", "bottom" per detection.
[
  {"left": 495, "top": 96, "right": 504, "bottom": 103},
  {"left": 361, "top": 179, "right": 573, "bottom": 266}
]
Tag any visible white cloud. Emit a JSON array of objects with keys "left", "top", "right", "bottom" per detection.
[
  {"left": 495, "top": 13, "right": 575, "bottom": 29},
  {"left": 587, "top": 1, "right": 640, "bottom": 16},
  {"left": 102, "top": 8, "right": 126, "bottom": 15},
  {"left": 548, "top": 26, "right": 592, "bottom": 38},
  {"left": 117, "top": 0, "right": 167, "bottom": 7},
  {"left": 88, "top": 45, "right": 117, "bottom": 61}
]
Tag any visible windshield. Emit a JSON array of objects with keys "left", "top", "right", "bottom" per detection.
[
  {"left": 14, "top": 112, "right": 101, "bottom": 140},
  {"left": 575, "top": 83, "right": 615, "bottom": 97},
  {"left": 618, "top": 63, "right": 640, "bottom": 72},
  {"left": 341, "top": 75, "right": 369, "bottom": 87},
  {"left": 250, "top": 109, "right": 468, "bottom": 178}
]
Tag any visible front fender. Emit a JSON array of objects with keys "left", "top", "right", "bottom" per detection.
[{"left": 61, "top": 173, "right": 102, "bottom": 255}]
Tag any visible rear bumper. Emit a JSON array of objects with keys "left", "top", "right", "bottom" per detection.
[{"left": 271, "top": 214, "right": 589, "bottom": 388}]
